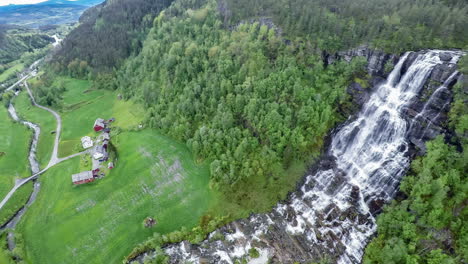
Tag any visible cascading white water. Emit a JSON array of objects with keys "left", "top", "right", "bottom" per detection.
[{"left": 161, "top": 50, "right": 463, "bottom": 264}]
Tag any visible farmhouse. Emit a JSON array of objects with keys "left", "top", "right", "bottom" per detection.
[
  {"left": 93, "top": 118, "right": 106, "bottom": 132},
  {"left": 72, "top": 171, "right": 94, "bottom": 185},
  {"left": 93, "top": 145, "right": 108, "bottom": 161},
  {"left": 81, "top": 136, "right": 93, "bottom": 149}
]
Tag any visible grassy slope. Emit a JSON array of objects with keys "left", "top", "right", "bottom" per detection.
[
  {"left": 0, "top": 105, "right": 31, "bottom": 201},
  {"left": 19, "top": 129, "right": 213, "bottom": 264},
  {"left": 0, "top": 60, "right": 23, "bottom": 83},
  {"left": 13, "top": 92, "right": 56, "bottom": 169},
  {"left": 19, "top": 77, "right": 212, "bottom": 263},
  {"left": 53, "top": 77, "right": 144, "bottom": 157}
]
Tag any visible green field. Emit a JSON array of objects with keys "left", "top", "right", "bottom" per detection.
[
  {"left": 18, "top": 129, "right": 213, "bottom": 264},
  {"left": 46, "top": 77, "right": 144, "bottom": 157},
  {"left": 0, "top": 61, "right": 24, "bottom": 83},
  {"left": 13, "top": 92, "right": 56, "bottom": 168},
  {"left": 0, "top": 105, "right": 31, "bottom": 201},
  {"left": 0, "top": 182, "right": 33, "bottom": 227}
]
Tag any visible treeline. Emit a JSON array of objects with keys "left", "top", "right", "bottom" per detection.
[
  {"left": 221, "top": 0, "right": 468, "bottom": 53},
  {"left": 363, "top": 60, "right": 468, "bottom": 263},
  {"left": 51, "top": 0, "right": 175, "bottom": 74},
  {"left": 49, "top": 0, "right": 468, "bottom": 75},
  {"left": 113, "top": 0, "right": 365, "bottom": 188}
]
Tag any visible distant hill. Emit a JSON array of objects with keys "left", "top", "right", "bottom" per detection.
[{"left": 0, "top": 0, "right": 105, "bottom": 28}]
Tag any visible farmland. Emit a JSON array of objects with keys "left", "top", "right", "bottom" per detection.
[
  {"left": 14, "top": 77, "right": 213, "bottom": 263},
  {"left": 50, "top": 77, "right": 144, "bottom": 157},
  {"left": 18, "top": 129, "right": 213, "bottom": 263}
]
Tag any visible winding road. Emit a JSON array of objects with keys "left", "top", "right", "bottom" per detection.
[{"left": 0, "top": 71, "right": 88, "bottom": 211}]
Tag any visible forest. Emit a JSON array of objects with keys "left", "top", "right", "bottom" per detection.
[
  {"left": 221, "top": 0, "right": 468, "bottom": 52},
  {"left": 51, "top": 0, "right": 175, "bottom": 73},
  {"left": 52, "top": 0, "right": 467, "bottom": 75},
  {"left": 112, "top": 0, "right": 368, "bottom": 205}
]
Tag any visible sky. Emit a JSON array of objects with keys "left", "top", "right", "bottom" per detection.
[{"left": 0, "top": 0, "right": 48, "bottom": 6}]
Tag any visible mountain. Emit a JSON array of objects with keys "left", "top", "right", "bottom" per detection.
[{"left": 0, "top": 0, "right": 105, "bottom": 27}]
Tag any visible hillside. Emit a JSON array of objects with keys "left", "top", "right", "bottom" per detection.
[
  {"left": 52, "top": 0, "right": 175, "bottom": 73},
  {"left": 0, "top": 0, "right": 467, "bottom": 263}
]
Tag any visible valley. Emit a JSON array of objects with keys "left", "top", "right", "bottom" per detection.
[{"left": 0, "top": 0, "right": 467, "bottom": 263}]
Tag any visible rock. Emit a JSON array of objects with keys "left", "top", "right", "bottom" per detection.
[
  {"left": 325, "top": 45, "right": 396, "bottom": 77},
  {"left": 349, "top": 185, "right": 360, "bottom": 204},
  {"left": 439, "top": 52, "right": 452, "bottom": 62},
  {"left": 368, "top": 199, "right": 385, "bottom": 216}
]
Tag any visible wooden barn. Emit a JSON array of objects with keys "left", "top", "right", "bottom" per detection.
[{"left": 72, "top": 171, "right": 94, "bottom": 185}]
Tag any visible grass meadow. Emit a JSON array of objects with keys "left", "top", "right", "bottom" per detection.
[
  {"left": 0, "top": 105, "right": 31, "bottom": 201},
  {"left": 18, "top": 129, "right": 213, "bottom": 264},
  {"left": 50, "top": 77, "right": 145, "bottom": 157}
]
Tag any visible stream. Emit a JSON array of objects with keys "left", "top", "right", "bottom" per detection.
[{"left": 1, "top": 94, "right": 42, "bottom": 249}]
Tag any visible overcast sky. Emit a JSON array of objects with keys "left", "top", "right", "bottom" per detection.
[{"left": 0, "top": 0, "right": 48, "bottom": 6}]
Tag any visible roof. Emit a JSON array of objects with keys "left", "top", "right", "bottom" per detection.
[
  {"left": 81, "top": 136, "right": 93, "bottom": 149},
  {"left": 94, "top": 118, "right": 106, "bottom": 128},
  {"left": 93, "top": 152, "right": 104, "bottom": 160},
  {"left": 72, "top": 171, "right": 93, "bottom": 182},
  {"left": 102, "top": 133, "right": 110, "bottom": 140}
]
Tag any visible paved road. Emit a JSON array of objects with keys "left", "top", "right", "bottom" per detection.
[{"left": 0, "top": 78, "right": 87, "bottom": 211}]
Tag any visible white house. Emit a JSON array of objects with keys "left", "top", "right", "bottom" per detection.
[{"left": 81, "top": 136, "right": 93, "bottom": 149}]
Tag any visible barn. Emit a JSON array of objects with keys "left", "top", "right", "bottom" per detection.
[
  {"left": 93, "top": 118, "right": 106, "bottom": 132},
  {"left": 72, "top": 171, "right": 94, "bottom": 185}
]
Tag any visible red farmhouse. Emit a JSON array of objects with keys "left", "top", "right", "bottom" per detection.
[
  {"left": 94, "top": 118, "right": 106, "bottom": 132},
  {"left": 72, "top": 171, "right": 94, "bottom": 185}
]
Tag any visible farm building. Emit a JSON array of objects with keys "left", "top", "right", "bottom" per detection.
[
  {"left": 72, "top": 171, "right": 94, "bottom": 185},
  {"left": 81, "top": 136, "right": 93, "bottom": 149},
  {"left": 102, "top": 133, "right": 110, "bottom": 141},
  {"left": 108, "top": 162, "right": 114, "bottom": 169},
  {"left": 93, "top": 118, "right": 106, "bottom": 132},
  {"left": 93, "top": 145, "right": 107, "bottom": 160}
]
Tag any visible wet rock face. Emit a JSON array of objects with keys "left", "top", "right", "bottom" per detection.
[
  {"left": 325, "top": 45, "right": 397, "bottom": 77},
  {"left": 404, "top": 51, "right": 463, "bottom": 155}
]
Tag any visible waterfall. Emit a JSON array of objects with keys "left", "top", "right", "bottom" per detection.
[{"left": 160, "top": 50, "right": 463, "bottom": 264}]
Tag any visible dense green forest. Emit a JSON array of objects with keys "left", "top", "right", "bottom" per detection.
[
  {"left": 222, "top": 0, "right": 468, "bottom": 52},
  {"left": 363, "top": 61, "right": 468, "bottom": 263},
  {"left": 53, "top": 0, "right": 468, "bottom": 76},
  {"left": 52, "top": 0, "right": 175, "bottom": 73},
  {"left": 112, "top": 0, "right": 366, "bottom": 204}
]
